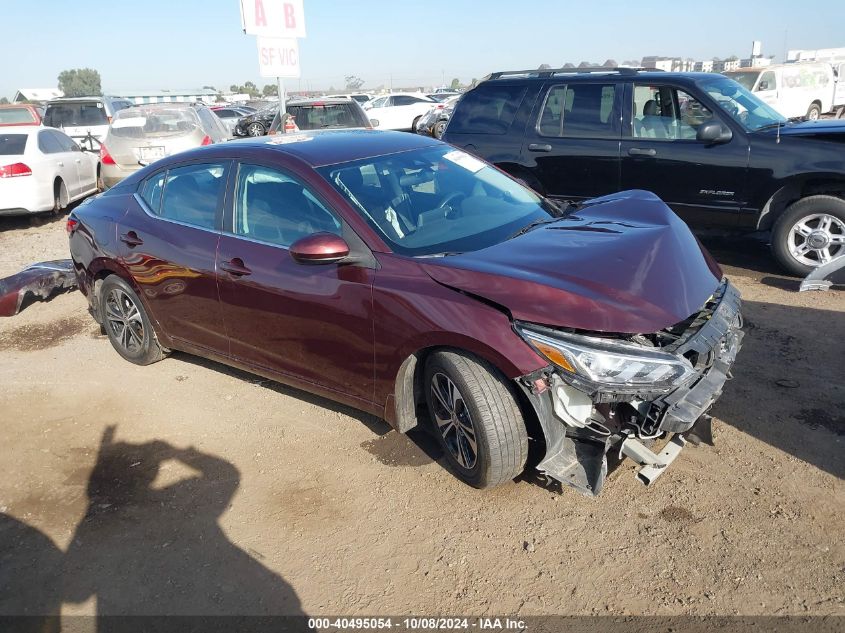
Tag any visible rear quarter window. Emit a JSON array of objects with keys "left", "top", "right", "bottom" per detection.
[
  {"left": 0, "top": 134, "right": 28, "bottom": 155},
  {"left": 447, "top": 84, "right": 528, "bottom": 135}
]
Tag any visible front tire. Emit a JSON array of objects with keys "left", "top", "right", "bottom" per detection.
[
  {"left": 246, "top": 122, "right": 266, "bottom": 137},
  {"left": 424, "top": 350, "right": 528, "bottom": 488},
  {"left": 433, "top": 120, "right": 448, "bottom": 139},
  {"left": 99, "top": 276, "right": 166, "bottom": 366},
  {"left": 771, "top": 195, "right": 845, "bottom": 275},
  {"left": 806, "top": 102, "right": 822, "bottom": 121}
]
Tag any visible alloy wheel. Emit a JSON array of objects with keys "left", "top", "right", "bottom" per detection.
[
  {"left": 787, "top": 213, "right": 845, "bottom": 266},
  {"left": 104, "top": 288, "right": 146, "bottom": 354},
  {"left": 247, "top": 123, "right": 264, "bottom": 137},
  {"left": 430, "top": 372, "right": 478, "bottom": 469}
]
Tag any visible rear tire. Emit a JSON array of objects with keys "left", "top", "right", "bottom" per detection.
[
  {"left": 424, "top": 350, "right": 528, "bottom": 488},
  {"left": 806, "top": 102, "right": 822, "bottom": 121},
  {"left": 411, "top": 116, "right": 422, "bottom": 134},
  {"left": 96, "top": 166, "right": 105, "bottom": 192},
  {"left": 52, "top": 179, "right": 67, "bottom": 215},
  {"left": 433, "top": 120, "right": 448, "bottom": 139},
  {"left": 99, "top": 276, "right": 166, "bottom": 366},
  {"left": 247, "top": 122, "right": 266, "bottom": 137},
  {"left": 771, "top": 195, "right": 845, "bottom": 275}
]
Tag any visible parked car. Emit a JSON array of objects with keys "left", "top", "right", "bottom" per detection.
[
  {"left": 234, "top": 104, "right": 281, "bottom": 137},
  {"left": 362, "top": 93, "right": 435, "bottom": 131},
  {"left": 0, "top": 126, "right": 100, "bottom": 216},
  {"left": 427, "top": 92, "right": 461, "bottom": 102},
  {"left": 100, "top": 103, "right": 230, "bottom": 188},
  {"left": 443, "top": 67, "right": 845, "bottom": 275},
  {"left": 267, "top": 98, "right": 374, "bottom": 134},
  {"left": 415, "top": 95, "right": 460, "bottom": 138},
  {"left": 67, "top": 130, "right": 742, "bottom": 495},
  {"left": 725, "top": 62, "right": 840, "bottom": 120},
  {"left": 324, "top": 93, "right": 372, "bottom": 105},
  {"left": 211, "top": 105, "right": 255, "bottom": 136},
  {"left": 0, "top": 104, "right": 42, "bottom": 126},
  {"left": 43, "top": 96, "right": 134, "bottom": 145}
]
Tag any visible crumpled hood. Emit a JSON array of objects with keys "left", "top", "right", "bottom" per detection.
[{"left": 419, "top": 190, "right": 723, "bottom": 334}]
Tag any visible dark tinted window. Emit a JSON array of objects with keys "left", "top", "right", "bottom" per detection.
[
  {"left": 393, "top": 95, "right": 425, "bottom": 106},
  {"left": 287, "top": 103, "right": 368, "bottom": 130},
  {"left": 159, "top": 163, "right": 226, "bottom": 229},
  {"left": 538, "top": 84, "right": 618, "bottom": 138},
  {"left": 0, "top": 134, "right": 28, "bottom": 155},
  {"left": 234, "top": 164, "right": 341, "bottom": 247},
  {"left": 38, "top": 131, "right": 64, "bottom": 154},
  {"left": 140, "top": 171, "right": 166, "bottom": 213},
  {"left": 44, "top": 102, "right": 108, "bottom": 127},
  {"left": 447, "top": 83, "right": 527, "bottom": 135},
  {"left": 52, "top": 130, "right": 80, "bottom": 152},
  {"left": 216, "top": 109, "right": 236, "bottom": 117}
]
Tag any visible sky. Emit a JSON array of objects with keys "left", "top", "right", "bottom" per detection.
[{"left": 2, "top": 0, "right": 843, "bottom": 99}]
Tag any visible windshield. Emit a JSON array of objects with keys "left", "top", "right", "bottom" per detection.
[
  {"left": 0, "top": 134, "right": 28, "bottom": 155},
  {"left": 318, "top": 146, "right": 556, "bottom": 257},
  {"left": 699, "top": 76, "right": 787, "bottom": 131},
  {"left": 724, "top": 71, "right": 761, "bottom": 91},
  {"left": 110, "top": 107, "right": 200, "bottom": 139}
]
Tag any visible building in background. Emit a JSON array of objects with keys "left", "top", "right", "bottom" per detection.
[
  {"left": 115, "top": 88, "right": 219, "bottom": 105},
  {"left": 787, "top": 47, "right": 845, "bottom": 62},
  {"left": 13, "top": 88, "right": 63, "bottom": 103}
]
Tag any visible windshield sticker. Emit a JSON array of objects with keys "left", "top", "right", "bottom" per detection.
[
  {"left": 442, "top": 150, "right": 485, "bottom": 173},
  {"left": 111, "top": 117, "right": 146, "bottom": 129}
]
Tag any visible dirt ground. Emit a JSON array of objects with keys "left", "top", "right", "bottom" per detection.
[{"left": 0, "top": 210, "right": 842, "bottom": 620}]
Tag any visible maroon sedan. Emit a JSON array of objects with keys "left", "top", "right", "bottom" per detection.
[{"left": 68, "top": 130, "right": 743, "bottom": 495}]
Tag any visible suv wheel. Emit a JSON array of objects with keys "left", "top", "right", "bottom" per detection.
[
  {"left": 423, "top": 350, "right": 528, "bottom": 488},
  {"left": 246, "top": 122, "right": 266, "bottom": 137},
  {"left": 771, "top": 195, "right": 845, "bottom": 275}
]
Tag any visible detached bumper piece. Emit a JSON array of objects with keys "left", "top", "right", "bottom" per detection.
[
  {"left": 800, "top": 255, "right": 845, "bottom": 292},
  {"left": 0, "top": 260, "right": 77, "bottom": 317},
  {"left": 518, "top": 280, "right": 742, "bottom": 496}
]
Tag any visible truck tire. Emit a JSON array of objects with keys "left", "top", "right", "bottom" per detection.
[
  {"left": 771, "top": 195, "right": 845, "bottom": 275},
  {"left": 806, "top": 102, "right": 822, "bottom": 121}
]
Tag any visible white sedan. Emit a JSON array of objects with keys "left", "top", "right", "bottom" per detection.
[
  {"left": 362, "top": 93, "right": 436, "bottom": 131},
  {"left": 0, "top": 126, "right": 101, "bottom": 216}
]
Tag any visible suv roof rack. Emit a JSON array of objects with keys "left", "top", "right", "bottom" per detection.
[{"left": 484, "top": 67, "right": 659, "bottom": 81}]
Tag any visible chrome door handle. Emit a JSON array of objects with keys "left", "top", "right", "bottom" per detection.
[
  {"left": 528, "top": 143, "right": 552, "bottom": 152},
  {"left": 628, "top": 148, "right": 657, "bottom": 157}
]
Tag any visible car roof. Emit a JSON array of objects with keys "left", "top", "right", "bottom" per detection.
[
  {"left": 176, "top": 129, "right": 442, "bottom": 168},
  {"left": 46, "top": 96, "right": 122, "bottom": 103},
  {"left": 481, "top": 69, "right": 720, "bottom": 84},
  {"left": 287, "top": 98, "right": 362, "bottom": 106}
]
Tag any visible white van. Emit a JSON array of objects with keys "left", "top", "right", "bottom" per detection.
[{"left": 725, "top": 62, "right": 836, "bottom": 120}]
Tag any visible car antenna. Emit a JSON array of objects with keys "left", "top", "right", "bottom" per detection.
[{"left": 776, "top": 119, "right": 781, "bottom": 144}]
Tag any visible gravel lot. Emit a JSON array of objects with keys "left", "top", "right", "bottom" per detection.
[{"left": 0, "top": 210, "right": 842, "bottom": 620}]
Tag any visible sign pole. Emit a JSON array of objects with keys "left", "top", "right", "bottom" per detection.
[{"left": 277, "top": 76, "right": 285, "bottom": 117}]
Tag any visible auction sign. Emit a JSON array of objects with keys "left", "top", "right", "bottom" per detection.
[{"left": 257, "top": 37, "right": 301, "bottom": 78}]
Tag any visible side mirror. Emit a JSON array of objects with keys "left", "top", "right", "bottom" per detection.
[
  {"left": 697, "top": 121, "right": 732, "bottom": 144},
  {"left": 369, "top": 118, "right": 379, "bottom": 127},
  {"left": 289, "top": 232, "right": 350, "bottom": 265},
  {"left": 757, "top": 81, "right": 769, "bottom": 91}
]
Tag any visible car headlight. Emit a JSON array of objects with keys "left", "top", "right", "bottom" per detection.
[{"left": 516, "top": 325, "right": 695, "bottom": 394}]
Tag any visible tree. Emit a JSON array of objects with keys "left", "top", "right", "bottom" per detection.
[
  {"left": 449, "top": 77, "right": 461, "bottom": 90},
  {"left": 622, "top": 59, "right": 641, "bottom": 67},
  {"left": 262, "top": 84, "right": 278, "bottom": 97},
  {"left": 202, "top": 85, "right": 216, "bottom": 91},
  {"left": 469, "top": 78, "right": 478, "bottom": 88},
  {"left": 345, "top": 75, "right": 364, "bottom": 91},
  {"left": 726, "top": 55, "right": 739, "bottom": 61},
  {"left": 0, "top": 97, "right": 8, "bottom": 104},
  {"left": 578, "top": 61, "right": 593, "bottom": 68},
  {"left": 57, "top": 68, "right": 102, "bottom": 97},
  {"left": 229, "top": 84, "right": 239, "bottom": 93}
]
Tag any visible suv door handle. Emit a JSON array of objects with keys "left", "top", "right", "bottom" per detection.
[
  {"left": 220, "top": 258, "right": 252, "bottom": 276},
  {"left": 528, "top": 143, "right": 552, "bottom": 152},
  {"left": 119, "top": 231, "right": 143, "bottom": 247},
  {"left": 628, "top": 147, "right": 657, "bottom": 157}
]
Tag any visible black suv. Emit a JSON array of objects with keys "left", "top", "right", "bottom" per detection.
[{"left": 443, "top": 67, "right": 845, "bottom": 274}]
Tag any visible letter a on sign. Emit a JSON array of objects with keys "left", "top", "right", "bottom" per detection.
[{"left": 240, "top": 0, "right": 306, "bottom": 38}]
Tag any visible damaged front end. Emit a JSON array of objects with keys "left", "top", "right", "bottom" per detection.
[
  {"left": 0, "top": 260, "right": 78, "bottom": 317},
  {"left": 514, "top": 279, "right": 743, "bottom": 495}
]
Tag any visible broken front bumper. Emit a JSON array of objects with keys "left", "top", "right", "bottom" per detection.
[
  {"left": 0, "top": 260, "right": 78, "bottom": 317},
  {"left": 517, "top": 280, "right": 743, "bottom": 495}
]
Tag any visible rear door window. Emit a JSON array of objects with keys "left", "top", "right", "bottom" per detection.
[
  {"left": 38, "top": 130, "right": 64, "bottom": 154},
  {"left": 52, "top": 130, "right": 80, "bottom": 152},
  {"left": 538, "top": 83, "right": 619, "bottom": 138},
  {"left": 447, "top": 83, "right": 528, "bottom": 135},
  {"left": 0, "top": 134, "right": 28, "bottom": 155},
  {"left": 158, "top": 163, "right": 227, "bottom": 230},
  {"left": 287, "top": 103, "right": 366, "bottom": 129}
]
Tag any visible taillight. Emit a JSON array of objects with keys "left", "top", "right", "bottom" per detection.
[
  {"left": 66, "top": 217, "right": 79, "bottom": 234},
  {"left": 100, "top": 145, "right": 116, "bottom": 165},
  {"left": 201, "top": 135, "right": 212, "bottom": 146},
  {"left": 0, "top": 162, "right": 32, "bottom": 178}
]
